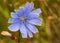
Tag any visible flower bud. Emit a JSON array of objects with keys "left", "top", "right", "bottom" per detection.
[{"left": 1, "top": 31, "right": 12, "bottom": 36}]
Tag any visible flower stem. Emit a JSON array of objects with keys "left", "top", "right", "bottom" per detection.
[{"left": 18, "top": 30, "right": 20, "bottom": 43}]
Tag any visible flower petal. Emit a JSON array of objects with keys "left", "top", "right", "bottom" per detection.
[
  {"left": 26, "top": 8, "right": 41, "bottom": 19},
  {"left": 8, "top": 23, "right": 19, "bottom": 32},
  {"left": 27, "top": 18, "right": 42, "bottom": 26},
  {"left": 11, "top": 2, "right": 34, "bottom": 18},
  {"left": 27, "top": 29, "right": 33, "bottom": 38},
  {"left": 24, "top": 2, "right": 34, "bottom": 14},
  {"left": 19, "top": 23, "right": 27, "bottom": 38},
  {"left": 25, "top": 22, "right": 38, "bottom": 33},
  {"left": 8, "top": 18, "right": 20, "bottom": 23},
  {"left": 14, "top": 7, "right": 25, "bottom": 17},
  {"left": 11, "top": 12, "right": 19, "bottom": 18}
]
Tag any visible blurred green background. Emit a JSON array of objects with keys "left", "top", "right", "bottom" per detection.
[{"left": 0, "top": 0, "right": 60, "bottom": 43}]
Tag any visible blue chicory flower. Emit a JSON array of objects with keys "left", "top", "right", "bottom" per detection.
[{"left": 8, "top": 2, "right": 42, "bottom": 38}]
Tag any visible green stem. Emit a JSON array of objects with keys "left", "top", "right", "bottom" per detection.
[{"left": 18, "top": 30, "right": 20, "bottom": 43}]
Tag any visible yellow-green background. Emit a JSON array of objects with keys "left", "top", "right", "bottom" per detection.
[{"left": 0, "top": 0, "right": 60, "bottom": 43}]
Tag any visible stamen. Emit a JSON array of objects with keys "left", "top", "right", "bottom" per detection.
[{"left": 20, "top": 16, "right": 25, "bottom": 22}]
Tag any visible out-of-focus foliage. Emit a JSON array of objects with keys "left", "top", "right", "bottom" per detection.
[{"left": 0, "top": 0, "right": 60, "bottom": 43}]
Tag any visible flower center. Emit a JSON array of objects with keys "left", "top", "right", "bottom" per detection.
[{"left": 20, "top": 16, "right": 25, "bottom": 22}]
